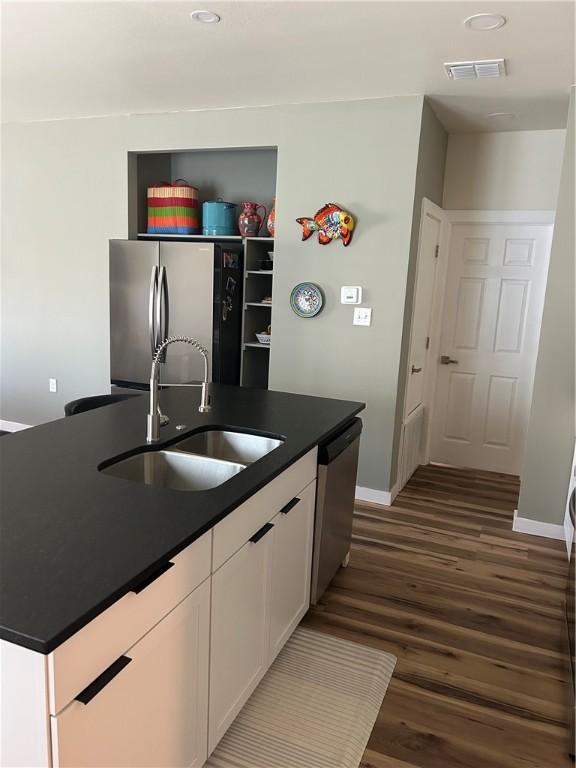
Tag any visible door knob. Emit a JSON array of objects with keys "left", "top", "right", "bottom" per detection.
[
  {"left": 440, "top": 355, "right": 459, "bottom": 365},
  {"left": 411, "top": 365, "right": 423, "bottom": 374}
]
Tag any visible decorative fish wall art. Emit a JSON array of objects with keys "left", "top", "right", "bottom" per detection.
[{"left": 296, "top": 203, "right": 355, "bottom": 247}]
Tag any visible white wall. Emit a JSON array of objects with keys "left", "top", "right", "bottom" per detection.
[
  {"left": 1, "top": 96, "right": 426, "bottom": 494},
  {"left": 443, "top": 130, "right": 565, "bottom": 210}
]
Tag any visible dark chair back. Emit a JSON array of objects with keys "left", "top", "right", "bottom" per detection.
[{"left": 64, "top": 394, "right": 139, "bottom": 417}]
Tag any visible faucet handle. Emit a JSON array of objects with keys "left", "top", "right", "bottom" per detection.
[{"left": 199, "top": 382, "right": 211, "bottom": 413}]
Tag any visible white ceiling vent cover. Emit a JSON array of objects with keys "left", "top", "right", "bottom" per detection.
[{"left": 444, "top": 59, "right": 506, "bottom": 80}]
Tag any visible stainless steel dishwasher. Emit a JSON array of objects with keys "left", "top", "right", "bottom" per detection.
[{"left": 311, "top": 418, "right": 362, "bottom": 604}]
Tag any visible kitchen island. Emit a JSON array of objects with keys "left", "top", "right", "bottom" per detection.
[{"left": 0, "top": 384, "right": 364, "bottom": 767}]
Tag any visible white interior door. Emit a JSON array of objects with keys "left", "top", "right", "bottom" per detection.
[
  {"left": 430, "top": 214, "right": 553, "bottom": 474},
  {"left": 404, "top": 204, "right": 442, "bottom": 417}
]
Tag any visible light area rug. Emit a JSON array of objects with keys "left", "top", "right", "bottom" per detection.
[{"left": 205, "top": 626, "right": 397, "bottom": 768}]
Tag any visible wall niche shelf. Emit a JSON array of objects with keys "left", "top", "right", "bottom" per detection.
[
  {"left": 243, "top": 342, "right": 271, "bottom": 350},
  {"left": 128, "top": 147, "right": 277, "bottom": 240},
  {"left": 240, "top": 238, "right": 274, "bottom": 389},
  {"left": 127, "top": 146, "right": 278, "bottom": 391},
  {"left": 137, "top": 233, "right": 243, "bottom": 242},
  {"left": 137, "top": 234, "right": 275, "bottom": 243}
]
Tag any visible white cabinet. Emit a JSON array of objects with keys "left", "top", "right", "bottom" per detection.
[
  {"left": 4, "top": 454, "right": 319, "bottom": 768},
  {"left": 269, "top": 481, "right": 315, "bottom": 662},
  {"left": 208, "top": 522, "right": 274, "bottom": 753},
  {"left": 48, "top": 529, "right": 212, "bottom": 716},
  {"left": 50, "top": 579, "right": 210, "bottom": 768},
  {"left": 208, "top": 479, "right": 316, "bottom": 754},
  {"left": 212, "top": 449, "right": 317, "bottom": 571}
]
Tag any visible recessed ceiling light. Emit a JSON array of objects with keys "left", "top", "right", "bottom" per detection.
[
  {"left": 486, "top": 112, "right": 516, "bottom": 119},
  {"left": 190, "top": 9, "right": 221, "bottom": 24},
  {"left": 464, "top": 13, "right": 507, "bottom": 31}
]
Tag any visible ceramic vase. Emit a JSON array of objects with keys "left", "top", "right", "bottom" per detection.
[
  {"left": 267, "top": 198, "right": 276, "bottom": 237},
  {"left": 238, "top": 202, "right": 267, "bottom": 237}
]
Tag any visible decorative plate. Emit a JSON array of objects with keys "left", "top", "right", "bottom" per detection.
[{"left": 290, "top": 282, "right": 324, "bottom": 318}]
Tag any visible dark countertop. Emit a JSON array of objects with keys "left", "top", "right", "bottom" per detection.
[{"left": 0, "top": 385, "right": 363, "bottom": 654}]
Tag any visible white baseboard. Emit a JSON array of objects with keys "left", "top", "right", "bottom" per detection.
[
  {"left": 355, "top": 485, "right": 398, "bottom": 507},
  {"left": 564, "top": 514, "right": 574, "bottom": 558},
  {"left": 0, "top": 420, "right": 32, "bottom": 432},
  {"left": 512, "top": 510, "right": 565, "bottom": 541}
]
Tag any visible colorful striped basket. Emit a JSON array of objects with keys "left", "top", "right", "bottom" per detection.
[{"left": 147, "top": 180, "right": 200, "bottom": 235}]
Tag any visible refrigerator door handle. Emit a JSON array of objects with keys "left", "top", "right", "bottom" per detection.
[
  {"left": 156, "top": 266, "right": 169, "bottom": 363},
  {"left": 161, "top": 266, "right": 170, "bottom": 342},
  {"left": 148, "top": 265, "right": 159, "bottom": 356}
]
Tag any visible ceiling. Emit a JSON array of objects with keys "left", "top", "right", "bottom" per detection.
[{"left": 2, "top": 1, "right": 574, "bottom": 131}]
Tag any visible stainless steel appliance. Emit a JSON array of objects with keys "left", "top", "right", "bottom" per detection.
[
  {"left": 311, "top": 418, "right": 362, "bottom": 604},
  {"left": 109, "top": 240, "right": 243, "bottom": 390}
]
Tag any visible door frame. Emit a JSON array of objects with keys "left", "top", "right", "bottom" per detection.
[
  {"left": 423, "top": 208, "right": 555, "bottom": 467},
  {"left": 401, "top": 197, "right": 447, "bottom": 423},
  {"left": 396, "top": 198, "right": 447, "bottom": 493}
]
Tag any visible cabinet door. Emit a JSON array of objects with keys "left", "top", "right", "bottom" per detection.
[
  {"left": 268, "top": 481, "right": 316, "bottom": 662},
  {"left": 51, "top": 579, "right": 210, "bottom": 768},
  {"left": 109, "top": 239, "right": 159, "bottom": 385},
  {"left": 159, "top": 242, "right": 215, "bottom": 384},
  {"left": 209, "top": 523, "right": 274, "bottom": 753}
]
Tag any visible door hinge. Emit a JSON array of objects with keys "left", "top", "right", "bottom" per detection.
[
  {"left": 434, "top": 244, "right": 439, "bottom": 259},
  {"left": 425, "top": 336, "right": 430, "bottom": 350}
]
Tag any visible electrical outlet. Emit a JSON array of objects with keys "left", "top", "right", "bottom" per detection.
[
  {"left": 353, "top": 307, "right": 372, "bottom": 326},
  {"left": 49, "top": 378, "right": 58, "bottom": 393}
]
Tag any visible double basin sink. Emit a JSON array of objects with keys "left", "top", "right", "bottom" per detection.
[{"left": 100, "top": 430, "right": 284, "bottom": 492}]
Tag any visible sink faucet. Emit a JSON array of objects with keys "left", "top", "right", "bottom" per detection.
[{"left": 147, "top": 335, "right": 211, "bottom": 443}]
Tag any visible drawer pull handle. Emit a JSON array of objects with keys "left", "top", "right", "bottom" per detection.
[
  {"left": 131, "top": 561, "right": 175, "bottom": 594},
  {"left": 249, "top": 522, "right": 274, "bottom": 544},
  {"left": 75, "top": 656, "right": 132, "bottom": 705},
  {"left": 280, "top": 497, "right": 300, "bottom": 515}
]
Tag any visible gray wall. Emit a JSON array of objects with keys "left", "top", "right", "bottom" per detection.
[
  {"left": 443, "top": 130, "right": 566, "bottom": 210},
  {"left": 517, "top": 90, "right": 575, "bottom": 524},
  {"left": 1, "top": 96, "right": 426, "bottom": 492},
  {"left": 268, "top": 99, "right": 424, "bottom": 491},
  {"left": 389, "top": 99, "right": 447, "bottom": 488},
  {"left": 171, "top": 148, "right": 277, "bottom": 236}
]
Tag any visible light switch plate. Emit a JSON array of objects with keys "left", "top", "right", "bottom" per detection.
[
  {"left": 341, "top": 286, "right": 362, "bottom": 305},
  {"left": 49, "top": 378, "right": 58, "bottom": 393},
  {"left": 353, "top": 307, "right": 372, "bottom": 326}
]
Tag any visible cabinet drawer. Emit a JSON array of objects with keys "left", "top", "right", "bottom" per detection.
[
  {"left": 48, "top": 530, "right": 211, "bottom": 716},
  {"left": 50, "top": 580, "right": 210, "bottom": 768},
  {"left": 212, "top": 448, "right": 317, "bottom": 572}
]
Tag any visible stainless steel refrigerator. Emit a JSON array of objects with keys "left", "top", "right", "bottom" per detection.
[{"left": 109, "top": 240, "right": 243, "bottom": 390}]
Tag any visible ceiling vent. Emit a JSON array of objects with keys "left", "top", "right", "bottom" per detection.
[{"left": 444, "top": 59, "right": 506, "bottom": 80}]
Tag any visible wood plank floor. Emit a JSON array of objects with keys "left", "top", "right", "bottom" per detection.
[{"left": 302, "top": 464, "right": 572, "bottom": 768}]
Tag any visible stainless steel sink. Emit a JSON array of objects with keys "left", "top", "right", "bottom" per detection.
[
  {"left": 172, "top": 430, "right": 284, "bottom": 465},
  {"left": 100, "top": 450, "right": 245, "bottom": 491}
]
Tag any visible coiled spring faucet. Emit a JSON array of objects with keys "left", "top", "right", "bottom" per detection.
[{"left": 147, "top": 335, "right": 211, "bottom": 443}]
